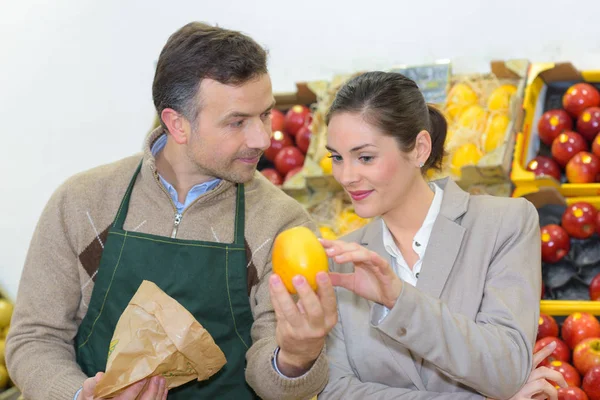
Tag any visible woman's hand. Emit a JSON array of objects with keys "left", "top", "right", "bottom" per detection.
[
  {"left": 321, "top": 239, "right": 402, "bottom": 309},
  {"left": 487, "top": 341, "right": 567, "bottom": 400}
]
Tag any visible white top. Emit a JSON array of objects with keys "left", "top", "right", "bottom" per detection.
[{"left": 381, "top": 182, "right": 444, "bottom": 287}]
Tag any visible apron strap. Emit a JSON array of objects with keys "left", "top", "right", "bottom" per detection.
[
  {"left": 113, "top": 160, "right": 143, "bottom": 229},
  {"left": 234, "top": 183, "right": 245, "bottom": 246}
]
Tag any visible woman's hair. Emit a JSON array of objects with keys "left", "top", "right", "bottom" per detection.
[{"left": 326, "top": 71, "right": 447, "bottom": 170}]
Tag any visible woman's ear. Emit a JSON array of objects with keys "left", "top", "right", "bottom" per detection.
[{"left": 414, "top": 130, "right": 432, "bottom": 167}]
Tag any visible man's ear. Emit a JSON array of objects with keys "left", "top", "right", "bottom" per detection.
[{"left": 161, "top": 108, "right": 191, "bottom": 145}]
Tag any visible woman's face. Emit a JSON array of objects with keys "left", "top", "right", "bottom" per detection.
[{"left": 327, "top": 112, "right": 424, "bottom": 219}]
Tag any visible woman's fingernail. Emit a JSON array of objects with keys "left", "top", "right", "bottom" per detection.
[
  {"left": 293, "top": 275, "right": 305, "bottom": 287},
  {"left": 547, "top": 341, "right": 557, "bottom": 350},
  {"left": 326, "top": 248, "right": 334, "bottom": 254}
]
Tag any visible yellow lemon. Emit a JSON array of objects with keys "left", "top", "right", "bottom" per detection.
[
  {"left": 450, "top": 143, "right": 484, "bottom": 177},
  {"left": 337, "top": 209, "right": 369, "bottom": 236},
  {"left": 319, "top": 153, "right": 333, "bottom": 175},
  {"left": 446, "top": 83, "right": 479, "bottom": 121},
  {"left": 1, "top": 326, "right": 7, "bottom": 340},
  {"left": 487, "top": 84, "right": 517, "bottom": 114},
  {"left": 457, "top": 105, "right": 488, "bottom": 132},
  {"left": 0, "top": 364, "right": 8, "bottom": 390},
  {"left": 0, "top": 340, "right": 4, "bottom": 366},
  {"left": 445, "top": 128, "right": 455, "bottom": 146},
  {"left": 0, "top": 300, "right": 13, "bottom": 329},
  {"left": 484, "top": 114, "right": 510, "bottom": 153},
  {"left": 319, "top": 226, "right": 337, "bottom": 240}
]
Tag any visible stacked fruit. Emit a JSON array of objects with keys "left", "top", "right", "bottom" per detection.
[
  {"left": 540, "top": 202, "right": 600, "bottom": 301},
  {"left": 436, "top": 78, "right": 518, "bottom": 179},
  {"left": 259, "top": 105, "right": 314, "bottom": 186},
  {"left": 0, "top": 296, "right": 13, "bottom": 393},
  {"left": 535, "top": 312, "right": 600, "bottom": 399},
  {"left": 527, "top": 83, "right": 600, "bottom": 184}
]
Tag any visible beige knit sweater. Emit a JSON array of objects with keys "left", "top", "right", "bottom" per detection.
[{"left": 6, "top": 128, "right": 328, "bottom": 400}]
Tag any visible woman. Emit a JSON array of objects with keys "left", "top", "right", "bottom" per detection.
[{"left": 317, "top": 71, "right": 563, "bottom": 399}]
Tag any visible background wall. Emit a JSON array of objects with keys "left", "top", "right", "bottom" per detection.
[{"left": 2, "top": 0, "right": 600, "bottom": 300}]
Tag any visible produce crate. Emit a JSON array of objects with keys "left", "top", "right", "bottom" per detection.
[
  {"left": 519, "top": 187, "right": 600, "bottom": 318},
  {"left": 511, "top": 62, "right": 600, "bottom": 198},
  {"left": 442, "top": 60, "right": 529, "bottom": 190}
]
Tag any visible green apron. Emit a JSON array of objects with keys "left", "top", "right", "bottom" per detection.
[{"left": 75, "top": 162, "right": 258, "bottom": 399}]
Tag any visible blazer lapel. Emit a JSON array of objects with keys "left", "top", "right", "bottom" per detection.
[
  {"left": 416, "top": 178, "right": 469, "bottom": 299},
  {"left": 360, "top": 220, "right": 427, "bottom": 391}
]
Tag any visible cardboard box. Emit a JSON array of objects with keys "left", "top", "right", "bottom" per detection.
[
  {"left": 451, "top": 60, "right": 529, "bottom": 190},
  {"left": 511, "top": 62, "right": 600, "bottom": 197}
]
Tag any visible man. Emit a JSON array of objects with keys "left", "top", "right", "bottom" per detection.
[{"left": 6, "top": 22, "right": 337, "bottom": 400}]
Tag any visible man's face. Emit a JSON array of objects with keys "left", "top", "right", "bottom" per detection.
[{"left": 186, "top": 74, "right": 274, "bottom": 183}]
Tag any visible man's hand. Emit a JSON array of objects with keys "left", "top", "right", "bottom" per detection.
[
  {"left": 78, "top": 372, "right": 168, "bottom": 400},
  {"left": 269, "top": 271, "right": 337, "bottom": 377}
]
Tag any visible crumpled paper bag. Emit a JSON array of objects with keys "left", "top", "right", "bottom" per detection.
[{"left": 94, "top": 280, "right": 227, "bottom": 398}]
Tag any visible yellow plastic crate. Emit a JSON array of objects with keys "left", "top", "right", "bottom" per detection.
[
  {"left": 541, "top": 300, "right": 600, "bottom": 316},
  {"left": 511, "top": 62, "right": 600, "bottom": 197}
]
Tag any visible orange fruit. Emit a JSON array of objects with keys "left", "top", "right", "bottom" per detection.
[{"left": 272, "top": 226, "right": 329, "bottom": 294}]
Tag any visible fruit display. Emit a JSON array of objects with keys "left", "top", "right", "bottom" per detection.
[
  {"left": 258, "top": 103, "right": 315, "bottom": 188},
  {"left": 539, "top": 202, "right": 600, "bottom": 301},
  {"left": 426, "top": 61, "right": 526, "bottom": 186},
  {"left": 511, "top": 62, "right": 600, "bottom": 196},
  {"left": 0, "top": 296, "right": 13, "bottom": 395},
  {"left": 535, "top": 312, "right": 600, "bottom": 399}
]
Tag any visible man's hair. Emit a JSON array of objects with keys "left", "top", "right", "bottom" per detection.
[{"left": 152, "top": 22, "right": 268, "bottom": 128}]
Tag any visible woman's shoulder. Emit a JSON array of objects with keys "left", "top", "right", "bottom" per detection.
[{"left": 463, "top": 193, "right": 538, "bottom": 228}]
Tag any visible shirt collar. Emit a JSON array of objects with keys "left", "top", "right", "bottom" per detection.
[{"left": 382, "top": 182, "right": 444, "bottom": 258}]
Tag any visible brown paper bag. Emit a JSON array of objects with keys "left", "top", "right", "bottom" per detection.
[{"left": 93, "top": 280, "right": 227, "bottom": 398}]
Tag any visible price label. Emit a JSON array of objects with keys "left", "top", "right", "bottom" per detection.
[{"left": 389, "top": 61, "right": 452, "bottom": 105}]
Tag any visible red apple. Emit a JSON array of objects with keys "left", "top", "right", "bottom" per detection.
[
  {"left": 577, "top": 107, "right": 600, "bottom": 142},
  {"left": 583, "top": 365, "right": 600, "bottom": 400},
  {"left": 574, "top": 338, "right": 600, "bottom": 376},
  {"left": 271, "top": 109, "right": 285, "bottom": 132},
  {"left": 538, "top": 313, "right": 560, "bottom": 340},
  {"left": 264, "top": 130, "right": 294, "bottom": 162},
  {"left": 566, "top": 152, "right": 600, "bottom": 183},
  {"left": 590, "top": 274, "right": 600, "bottom": 301},
  {"left": 558, "top": 387, "right": 589, "bottom": 400},
  {"left": 260, "top": 168, "right": 282, "bottom": 186},
  {"left": 527, "top": 155, "right": 562, "bottom": 181},
  {"left": 274, "top": 146, "right": 305, "bottom": 176},
  {"left": 548, "top": 360, "right": 581, "bottom": 387},
  {"left": 562, "top": 202, "right": 598, "bottom": 239},
  {"left": 284, "top": 105, "right": 312, "bottom": 136},
  {"left": 295, "top": 126, "right": 312, "bottom": 154},
  {"left": 284, "top": 166, "right": 303, "bottom": 183},
  {"left": 562, "top": 312, "right": 600, "bottom": 349},
  {"left": 593, "top": 134, "right": 600, "bottom": 159},
  {"left": 563, "top": 83, "right": 600, "bottom": 118},
  {"left": 535, "top": 336, "right": 571, "bottom": 366},
  {"left": 552, "top": 131, "right": 589, "bottom": 168},
  {"left": 539, "top": 109, "right": 574, "bottom": 146},
  {"left": 541, "top": 224, "right": 571, "bottom": 263}
]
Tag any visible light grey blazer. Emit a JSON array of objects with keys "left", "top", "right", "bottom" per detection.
[{"left": 319, "top": 178, "right": 541, "bottom": 400}]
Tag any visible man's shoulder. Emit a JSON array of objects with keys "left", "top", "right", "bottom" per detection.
[{"left": 60, "top": 154, "right": 142, "bottom": 195}]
